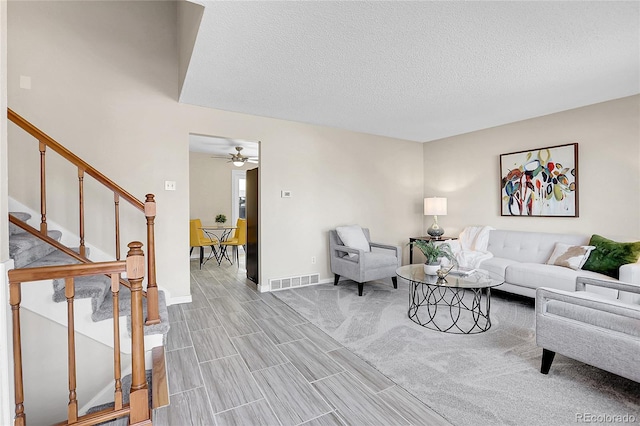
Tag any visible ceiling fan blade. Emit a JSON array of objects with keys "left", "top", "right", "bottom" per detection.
[{"left": 247, "top": 159, "right": 259, "bottom": 163}]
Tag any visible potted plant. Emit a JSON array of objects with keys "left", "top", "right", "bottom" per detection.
[
  {"left": 215, "top": 214, "right": 227, "bottom": 224},
  {"left": 409, "top": 239, "right": 456, "bottom": 275}
]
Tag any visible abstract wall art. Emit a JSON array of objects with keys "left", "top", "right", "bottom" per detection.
[{"left": 500, "top": 143, "right": 578, "bottom": 217}]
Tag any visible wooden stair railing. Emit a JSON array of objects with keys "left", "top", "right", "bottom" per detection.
[
  {"left": 8, "top": 242, "right": 151, "bottom": 426},
  {"left": 8, "top": 215, "right": 145, "bottom": 296},
  {"left": 7, "top": 108, "right": 159, "bottom": 325}
]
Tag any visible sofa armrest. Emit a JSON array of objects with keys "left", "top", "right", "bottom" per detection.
[
  {"left": 370, "top": 242, "right": 401, "bottom": 262},
  {"left": 620, "top": 262, "right": 640, "bottom": 285},
  {"left": 576, "top": 276, "right": 640, "bottom": 295}
]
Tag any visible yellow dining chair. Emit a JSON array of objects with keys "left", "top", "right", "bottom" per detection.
[
  {"left": 220, "top": 218, "right": 247, "bottom": 266},
  {"left": 190, "top": 219, "right": 218, "bottom": 269}
]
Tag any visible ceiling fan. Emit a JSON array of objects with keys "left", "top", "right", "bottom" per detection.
[{"left": 213, "top": 146, "right": 259, "bottom": 167}]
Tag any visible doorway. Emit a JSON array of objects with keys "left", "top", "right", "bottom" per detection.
[{"left": 188, "top": 134, "right": 260, "bottom": 283}]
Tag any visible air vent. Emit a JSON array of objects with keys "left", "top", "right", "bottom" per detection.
[{"left": 269, "top": 273, "right": 321, "bottom": 292}]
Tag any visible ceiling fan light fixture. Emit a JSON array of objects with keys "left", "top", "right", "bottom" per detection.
[{"left": 232, "top": 159, "right": 245, "bottom": 167}]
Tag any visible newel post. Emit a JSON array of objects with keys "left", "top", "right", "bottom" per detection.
[
  {"left": 144, "top": 194, "right": 160, "bottom": 325},
  {"left": 126, "top": 242, "right": 151, "bottom": 425}
]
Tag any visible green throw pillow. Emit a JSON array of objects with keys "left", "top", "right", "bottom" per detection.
[{"left": 581, "top": 234, "right": 640, "bottom": 279}]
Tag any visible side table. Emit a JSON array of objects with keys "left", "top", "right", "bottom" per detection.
[{"left": 409, "top": 236, "right": 458, "bottom": 264}]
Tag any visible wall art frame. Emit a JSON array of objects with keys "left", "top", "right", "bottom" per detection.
[{"left": 500, "top": 143, "right": 578, "bottom": 217}]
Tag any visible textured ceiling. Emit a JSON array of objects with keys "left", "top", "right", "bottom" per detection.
[{"left": 180, "top": 1, "right": 640, "bottom": 142}]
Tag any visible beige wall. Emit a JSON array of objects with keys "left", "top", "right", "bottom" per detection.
[
  {"left": 8, "top": 1, "right": 424, "bottom": 298},
  {"left": 189, "top": 152, "right": 256, "bottom": 224},
  {"left": 20, "top": 310, "right": 130, "bottom": 425},
  {"left": 181, "top": 105, "right": 425, "bottom": 284},
  {"left": 177, "top": 0, "right": 204, "bottom": 95},
  {"left": 1, "top": 3, "right": 11, "bottom": 423},
  {"left": 8, "top": 0, "right": 189, "bottom": 297},
  {"left": 424, "top": 95, "right": 640, "bottom": 240},
  {"left": 1, "top": 0, "right": 7, "bottom": 261}
]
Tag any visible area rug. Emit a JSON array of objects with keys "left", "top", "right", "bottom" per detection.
[{"left": 273, "top": 279, "right": 640, "bottom": 426}]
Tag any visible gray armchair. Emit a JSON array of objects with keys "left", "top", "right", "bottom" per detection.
[
  {"left": 329, "top": 228, "right": 401, "bottom": 296},
  {"left": 536, "top": 276, "right": 640, "bottom": 383}
]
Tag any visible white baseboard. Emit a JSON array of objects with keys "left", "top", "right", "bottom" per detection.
[{"left": 167, "top": 295, "right": 192, "bottom": 305}]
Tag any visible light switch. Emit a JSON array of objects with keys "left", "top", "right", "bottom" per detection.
[
  {"left": 281, "top": 190, "right": 292, "bottom": 198},
  {"left": 164, "top": 181, "right": 176, "bottom": 191}
]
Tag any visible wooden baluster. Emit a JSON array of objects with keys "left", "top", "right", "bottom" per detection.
[
  {"left": 114, "top": 193, "right": 121, "bottom": 261},
  {"left": 9, "top": 281, "right": 26, "bottom": 426},
  {"left": 144, "top": 194, "right": 160, "bottom": 325},
  {"left": 126, "top": 242, "right": 150, "bottom": 425},
  {"left": 111, "top": 273, "right": 123, "bottom": 409},
  {"left": 39, "top": 141, "right": 48, "bottom": 234},
  {"left": 78, "top": 168, "right": 86, "bottom": 257},
  {"left": 65, "top": 277, "right": 78, "bottom": 423}
]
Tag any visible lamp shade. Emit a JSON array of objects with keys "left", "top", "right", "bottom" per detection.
[
  {"left": 424, "top": 197, "right": 447, "bottom": 216},
  {"left": 233, "top": 160, "right": 245, "bottom": 167}
]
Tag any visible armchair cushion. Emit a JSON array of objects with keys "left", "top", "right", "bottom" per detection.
[{"left": 336, "top": 225, "right": 370, "bottom": 259}]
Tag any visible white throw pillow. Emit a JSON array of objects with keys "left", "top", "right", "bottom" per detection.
[
  {"left": 546, "top": 242, "right": 596, "bottom": 270},
  {"left": 336, "top": 225, "right": 370, "bottom": 259}
]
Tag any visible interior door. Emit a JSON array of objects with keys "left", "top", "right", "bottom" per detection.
[{"left": 246, "top": 168, "right": 259, "bottom": 283}]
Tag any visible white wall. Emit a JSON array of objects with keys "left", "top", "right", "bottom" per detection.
[
  {"left": 189, "top": 152, "right": 256, "bottom": 223},
  {"left": 424, "top": 95, "right": 640, "bottom": 240}
]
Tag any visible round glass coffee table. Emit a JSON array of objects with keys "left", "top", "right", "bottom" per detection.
[{"left": 396, "top": 264, "right": 504, "bottom": 334}]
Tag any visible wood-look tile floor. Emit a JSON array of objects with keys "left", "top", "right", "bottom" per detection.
[{"left": 154, "top": 254, "right": 451, "bottom": 426}]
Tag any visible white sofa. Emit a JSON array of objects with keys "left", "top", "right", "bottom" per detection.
[{"left": 478, "top": 229, "right": 640, "bottom": 304}]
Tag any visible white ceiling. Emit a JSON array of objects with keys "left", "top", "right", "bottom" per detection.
[{"left": 180, "top": 1, "right": 640, "bottom": 143}]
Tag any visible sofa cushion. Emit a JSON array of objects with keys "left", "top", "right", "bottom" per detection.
[
  {"left": 359, "top": 251, "right": 398, "bottom": 268},
  {"left": 478, "top": 257, "right": 519, "bottom": 281},
  {"left": 506, "top": 263, "right": 618, "bottom": 298},
  {"left": 336, "top": 225, "right": 370, "bottom": 259},
  {"left": 486, "top": 230, "right": 588, "bottom": 264},
  {"left": 545, "top": 242, "right": 595, "bottom": 270},
  {"left": 582, "top": 234, "right": 640, "bottom": 279}
]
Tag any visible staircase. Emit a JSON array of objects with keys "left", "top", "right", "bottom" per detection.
[
  {"left": 6, "top": 108, "right": 170, "bottom": 425},
  {"left": 9, "top": 211, "right": 170, "bottom": 345}
]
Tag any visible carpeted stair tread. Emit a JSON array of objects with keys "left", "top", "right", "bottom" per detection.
[
  {"left": 86, "top": 370, "right": 152, "bottom": 426},
  {"left": 24, "top": 248, "right": 82, "bottom": 268},
  {"left": 8, "top": 212, "right": 31, "bottom": 235},
  {"left": 53, "top": 274, "right": 111, "bottom": 314},
  {"left": 94, "top": 287, "right": 170, "bottom": 336},
  {"left": 9, "top": 230, "right": 62, "bottom": 268},
  {"left": 131, "top": 290, "right": 170, "bottom": 336}
]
